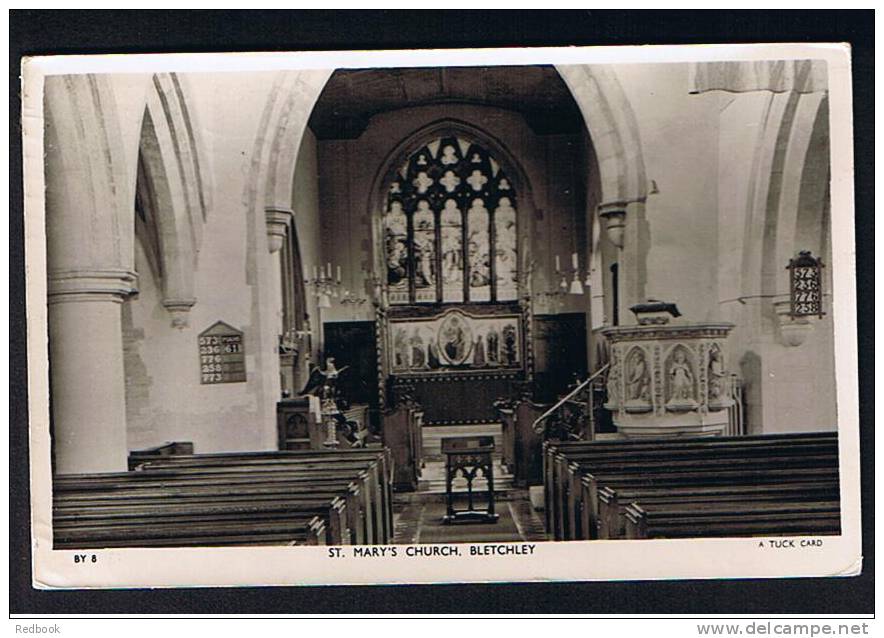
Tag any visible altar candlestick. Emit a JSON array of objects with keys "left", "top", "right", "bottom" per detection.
[
  {"left": 572, "top": 252, "right": 578, "bottom": 270},
  {"left": 336, "top": 265, "right": 341, "bottom": 283},
  {"left": 555, "top": 255, "right": 560, "bottom": 273}
]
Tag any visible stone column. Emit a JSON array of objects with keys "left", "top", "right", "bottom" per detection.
[
  {"left": 44, "top": 74, "right": 145, "bottom": 474},
  {"left": 49, "top": 270, "right": 136, "bottom": 473}
]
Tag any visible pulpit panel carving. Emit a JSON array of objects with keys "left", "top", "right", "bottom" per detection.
[
  {"left": 600, "top": 323, "right": 734, "bottom": 437},
  {"left": 664, "top": 344, "right": 698, "bottom": 412},
  {"left": 623, "top": 346, "right": 652, "bottom": 413}
]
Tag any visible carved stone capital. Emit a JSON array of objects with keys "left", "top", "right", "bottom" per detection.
[
  {"left": 598, "top": 202, "right": 627, "bottom": 249},
  {"left": 162, "top": 297, "right": 197, "bottom": 329},
  {"left": 265, "top": 206, "right": 293, "bottom": 254},
  {"left": 773, "top": 299, "right": 815, "bottom": 347},
  {"left": 48, "top": 269, "right": 138, "bottom": 304}
]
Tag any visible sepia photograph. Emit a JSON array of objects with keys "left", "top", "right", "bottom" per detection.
[{"left": 21, "top": 40, "right": 861, "bottom": 590}]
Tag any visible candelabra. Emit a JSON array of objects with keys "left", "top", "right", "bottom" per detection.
[
  {"left": 305, "top": 263, "right": 342, "bottom": 308},
  {"left": 554, "top": 252, "right": 592, "bottom": 295},
  {"left": 305, "top": 263, "right": 374, "bottom": 307},
  {"left": 278, "top": 328, "right": 312, "bottom": 355}
]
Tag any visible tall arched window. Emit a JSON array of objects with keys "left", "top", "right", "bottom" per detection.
[{"left": 383, "top": 136, "right": 519, "bottom": 305}]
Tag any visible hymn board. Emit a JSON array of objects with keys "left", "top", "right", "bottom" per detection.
[{"left": 198, "top": 321, "right": 247, "bottom": 384}]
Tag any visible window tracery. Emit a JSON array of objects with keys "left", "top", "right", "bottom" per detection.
[{"left": 383, "top": 136, "right": 519, "bottom": 305}]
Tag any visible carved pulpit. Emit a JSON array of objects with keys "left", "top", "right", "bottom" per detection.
[{"left": 601, "top": 302, "right": 734, "bottom": 438}]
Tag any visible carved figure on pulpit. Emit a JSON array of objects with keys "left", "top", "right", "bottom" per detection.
[
  {"left": 626, "top": 349, "right": 651, "bottom": 399},
  {"left": 707, "top": 344, "right": 728, "bottom": 409},
  {"left": 298, "top": 357, "right": 362, "bottom": 447},
  {"left": 666, "top": 348, "right": 697, "bottom": 411},
  {"left": 670, "top": 351, "right": 693, "bottom": 399},
  {"left": 622, "top": 348, "right": 652, "bottom": 413}
]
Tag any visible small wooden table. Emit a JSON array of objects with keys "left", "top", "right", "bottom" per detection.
[{"left": 441, "top": 436, "right": 499, "bottom": 524}]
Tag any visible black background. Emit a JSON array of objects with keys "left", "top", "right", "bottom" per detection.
[{"left": 9, "top": 9, "right": 874, "bottom": 615}]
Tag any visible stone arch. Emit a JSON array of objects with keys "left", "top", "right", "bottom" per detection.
[
  {"left": 737, "top": 89, "right": 833, "bottom": 433},
  {"left": 554, "top": 64, "right": 647, "bottom": 209},
  {"left": 740, "top": 91, "right": 830, "bottom": 316},
  {"left": 260, "top": 69, "right": 335, "bottom": 215},
  {"left": 555, "top": 65, "right": 648, "bottom": 320},
  {"left": 249, "top": 65, "right": 648, "bottom": 361},
  {"left": 254, "top": 65, "right": 646, "bottom": 232},
  {"left": 134, "top": 73, "right": 212, "bottom": 328}
]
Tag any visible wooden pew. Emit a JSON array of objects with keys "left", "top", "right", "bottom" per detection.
[
  {"left": 55, "top": 448, "right": 393, "bottom": 548},
  {"left": 598, "top": 480, "right": 841, "bottom": 539},
  {"left": 276, "top": 397, "right": 318, "bottom": 450},
  {"left": 546, "top": 432, "right": 837, "bottom": 538},
  {"left": 55, "top": 514, "right": 329, "bottom": 548},
  {"left": 383, "top": 397, "right": 423, "bottom": 492},
  {"left": 512, "top": 399, "right": 548, "bottom": 487},
  {"left": 127, "top": 441, "right": 194, "bottom": 471},
  {"left": 575, "top": 463, "right": 838, "bottom": 542},
  {"left": 127, "top": 449, "right": 392, "bottom": 543},
  {"left": 54, "top": 478, "right": 357, "bottom": 546},
  {"left": 561, "top": 441, "right": 838, "bottom": 539},
  {"left": 544, "top": 432, "right": 838, "bottom": 540},
  {"left": 623, "top": 500, "right": 842, "bottom": 539}
]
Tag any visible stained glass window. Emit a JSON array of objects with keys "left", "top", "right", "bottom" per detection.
[
  {"left": 413, "top": 200, "right": 436, "bottom": 302},
  {"left": 383, "top": 136, "right": 518, "bottom": 305}
]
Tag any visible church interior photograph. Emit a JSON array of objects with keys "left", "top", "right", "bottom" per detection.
[{"left": 42, "top": 58, "right": 842, "bottom": 549}]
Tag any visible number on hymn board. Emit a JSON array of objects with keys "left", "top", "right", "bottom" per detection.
[{"left": 197, "top": 321, "right": 247, "bottom": 384}]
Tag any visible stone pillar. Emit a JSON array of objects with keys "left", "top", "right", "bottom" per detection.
[
  {"left": 43, "top": 74, "right": 145, "bottom": 474},
  {"left": 49, "top": 270, "right": 136, "bottom": 473}
]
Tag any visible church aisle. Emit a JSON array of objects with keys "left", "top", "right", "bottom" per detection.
[{"left": 392, "top": 492, "right": 547, "bottom": 544}]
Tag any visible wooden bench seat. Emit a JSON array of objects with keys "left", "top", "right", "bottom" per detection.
[
  {"left": 543, "top": 432, "right": 839, "bottom": 541},
  {"left": 562, "top": 450, "right": 838, "bottom": 534},
  {"left": 623, "top": 501, "right": 842, "bottom": 539},
  {"left": 543, "top": 432, "right": 837, "bottom": 535},
  {"left": 132, "top": 448, "right": 393, "bottom": 532},
  {"left": 128, "top": 453, "right": 392, "bottom": 542},
  {"left": 54, "top": 448, "right": 394, "bottom": 549},
  {"left": 598, "top": 480, "right": 841, "bottom": 539},
  {"left": 56, "top": 471, "right": 377, "bottom": 544},
  {"left": 574, "top": 465, "right": 838, "bottom": 541},
  {"left": 55, "top": 515, "right": 329, "bottom": 549},
  {"left": 54, "top": 495, "right": 351, "bottom": 546}
]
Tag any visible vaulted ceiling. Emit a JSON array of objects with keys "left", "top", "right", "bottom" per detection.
[{"left": 308, "top": 65, "right": 585, "bottom": 139}]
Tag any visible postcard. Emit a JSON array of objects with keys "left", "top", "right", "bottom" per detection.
[{"left": 22, "top": 42, "right": 861, "bottom": 588}]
